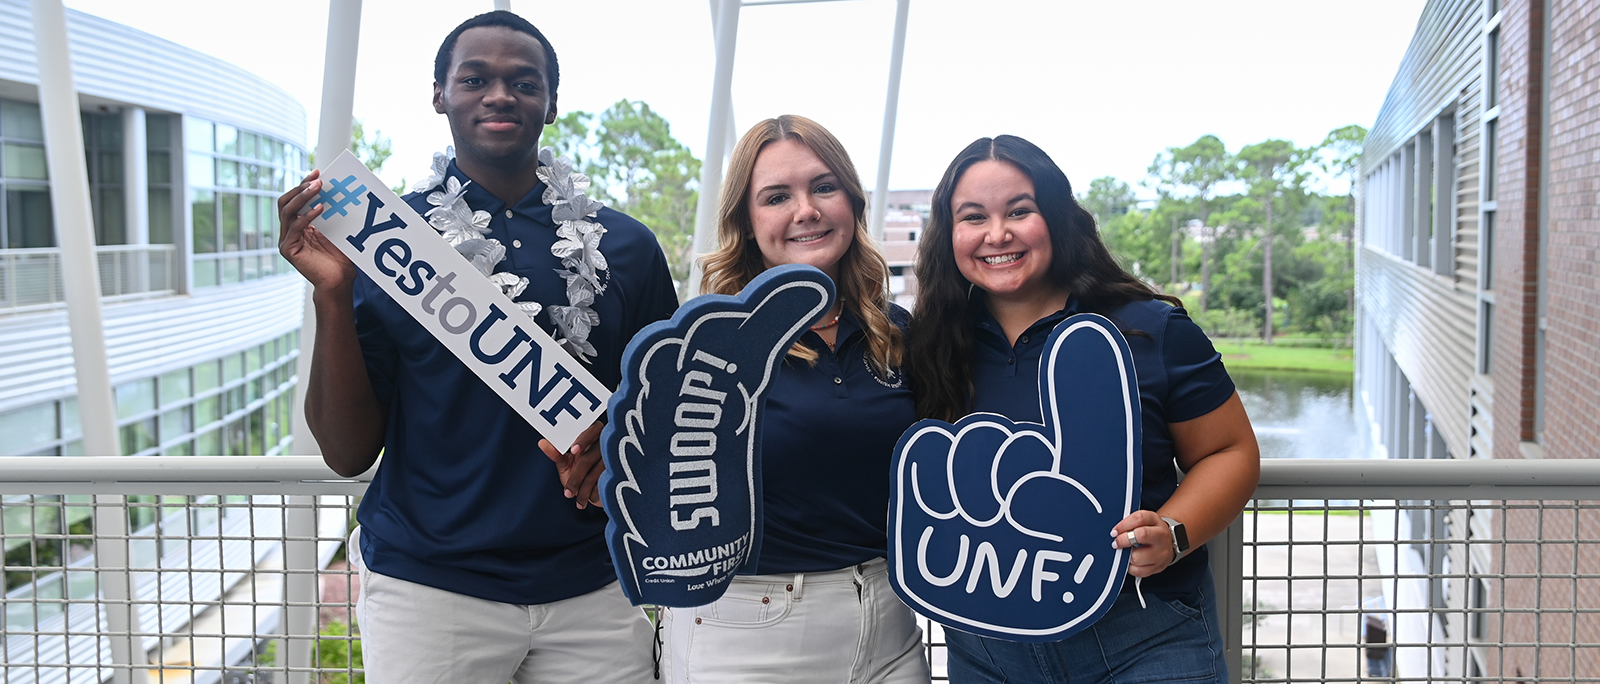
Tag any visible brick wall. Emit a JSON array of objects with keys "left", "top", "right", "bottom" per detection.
[
  {"left": 1492, "top": 0, "right": 1600, "bottom": 680},
  {"left": 1490, "top": 0, "right": 1543, "bottom": 457},
  {"left": 1540, "top": 0, "right": 1600, "bottom": 458}
]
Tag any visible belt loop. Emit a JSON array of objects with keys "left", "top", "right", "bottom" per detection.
[{"left": 791, "top": 572, "right": 806, "bottom": 600}]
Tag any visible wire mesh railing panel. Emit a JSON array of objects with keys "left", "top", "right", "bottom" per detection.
[
  {"left": 1240, "top": 499, "right": 1600, "bottom": 683},
  {"left": 2, "top": 491, "right": 362, "bottom": 684}
]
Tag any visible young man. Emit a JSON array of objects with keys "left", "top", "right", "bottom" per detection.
[{"left": 277, "top": 11, "right": 677, "bottom": 683}]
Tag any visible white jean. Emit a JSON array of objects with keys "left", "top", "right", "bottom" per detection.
[
  {"left": 660, "top": 557, "right": 930, "bottom": 683},
  {"left": 348, "top": 527, "right": 655, "bottom": 683}
]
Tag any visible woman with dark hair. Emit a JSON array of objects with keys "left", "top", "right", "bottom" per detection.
[
  {"left": 907, "top": 135, "right": 1259, "bottom": 683},
  {"left": 658, "top": 115, "right": 930, "bottom": 683}
]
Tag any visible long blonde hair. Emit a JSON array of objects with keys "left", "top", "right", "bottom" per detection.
[{"left": 699, "top": 114, "right": 903, "bottom": 373}]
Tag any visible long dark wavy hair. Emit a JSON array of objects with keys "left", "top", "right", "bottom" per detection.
[{"left": 908, "top": 135, "right": 1178, "bottom": 422}]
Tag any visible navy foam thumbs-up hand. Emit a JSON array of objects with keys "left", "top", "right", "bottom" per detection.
[
  {"left": 888, "top": 313, "right": 1142, "bottom": 642},
  {"left": 601, "top": 264, "right": 834, "bottom": 607}
]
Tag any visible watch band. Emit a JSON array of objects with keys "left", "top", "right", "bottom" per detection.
[{"left": 1161, "top": 516, "right": 1189, "bottom": 560}]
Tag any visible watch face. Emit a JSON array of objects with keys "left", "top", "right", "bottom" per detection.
[{"left": 1165, "top": 517, "right": 1190, "bottom": 552}]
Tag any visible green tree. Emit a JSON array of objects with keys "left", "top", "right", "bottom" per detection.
[
  {"left": 541, "top": 100, "right": 701, "bottom": 298},
  {"left": 1080, "top": 176, "right": 1138, "bottom": 226},
  {"left": 1318, "top": 124, "right": 1367, "bottom": 335},
  {"left": 1236, "top": 139, "right": 1309, "bottom": 343},
  {"left": 1150, "top": 135, "right": 1232, "bottom": 310}
]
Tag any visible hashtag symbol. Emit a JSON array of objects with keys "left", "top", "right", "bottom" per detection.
[{"left": 317, "top": 175, "right": 368, "bottom": 220}]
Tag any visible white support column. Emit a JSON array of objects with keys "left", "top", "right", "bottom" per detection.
[
  {"left": 123, "top": 107, "right": 150, "bottom": 291},
  {"left": 687, "top": 0, "right": 741, "bottom": 298},
  {"left": 31, "top": 6, "right": 133, "bottom": 683},
  {"left": 868, "top": 0, "right": 910, "bottom": 244},
  {"left": 494, "top": 0, "right": 512, "bottom": 10},
  {"left": 122, "top": 108, "right": 149, "bottom": 246},
  {"left": 29, "top": 1, "right": 119, "bottom": 457},
  {"left": 287, "top": 2, "right": 362, "bottom": 682}
]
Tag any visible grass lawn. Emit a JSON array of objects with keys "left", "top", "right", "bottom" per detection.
[{"left": 1213, "top": 339, "right": 1353, "bottom": 374}]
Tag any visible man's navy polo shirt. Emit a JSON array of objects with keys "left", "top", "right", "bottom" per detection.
[
  {"left": 743, "top": 306, "right": 918, "bottom": 574},
  {"left": 352, "top": 160, "right": 678, "bottom": 605},
  {"left": 967, "top": 296, "right": 1235, "bottom": 602}
]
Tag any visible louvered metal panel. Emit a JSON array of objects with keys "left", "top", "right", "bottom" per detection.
[
  {"left": 1364, "top": 0, "right": 1486, "bottom": 173},
  {"left": 0, "top": 0, "right": 304, "bottom": 146},
  {"left": 1357, "top": 247, "right": 1477, "bottom": 460},
  {"left": 0, "top": 275, "right": 304, "bottom": 414}
]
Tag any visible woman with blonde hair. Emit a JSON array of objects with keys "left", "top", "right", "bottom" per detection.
[{"left": 658, "top": 114, "right": 929, "bottom": 683}]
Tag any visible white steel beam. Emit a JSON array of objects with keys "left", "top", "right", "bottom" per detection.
[
  {"left": 287, "top": 2, "right": 363, "bottom": 682},
  {"left": 687, "top": 0, "right": 742, "bottom": 298},
  {"left": 868, "top": 0, "right": 909, "bottom": 244},
  {"left": 31, "top": 5, "right": 132, "bottom": 684}
]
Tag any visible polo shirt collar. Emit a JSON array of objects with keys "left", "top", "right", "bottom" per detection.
[
  {"left": 446, "top": 159, "right": 553, "bottom": 222},
  {"left": 971, "top": 294, "right": 1084, "bottom": 346}
]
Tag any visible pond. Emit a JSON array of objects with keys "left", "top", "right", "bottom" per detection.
[{"left": 1232, "top": 368, "right": 1368, "bottom": 460}]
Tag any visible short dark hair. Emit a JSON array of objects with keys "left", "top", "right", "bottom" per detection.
[{"left": 433, "top": 11, "right": 560, "bottom": 99}]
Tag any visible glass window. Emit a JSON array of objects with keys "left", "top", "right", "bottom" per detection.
[
  {"left": 188, "top": 153, "right": 213, "bottom": 189},
  {"left": 220, "top": 193, "right": 240, "bottom": 250},
  {"left": 160, "top": 369, "right": 191, "bottom": 405},
  {"left": 241, "top": 132, "right": 258, "bottom": 160},
  {"left": 116, "top": 379, "right": 156, "bottom": 420},
  {"left": 161, "top": 407, "right": 192, "bottom": 443},
  {"left": 1, "top": 101, "right": 44, "bottom": 141},
  {"left": 96, "top": 188, "right": 126, "bottom": 245},
  {"left": 3, "top": 143, "right": 49, "bottom": 180},
  {"left": 241, "top": 195, "right": 259, "bottom": 249},
  {"left": 195, "top": 429, "right": 220, "bottom": 456},
  {"left": 185, "top": 117, "right": 213, "bottom": 154},
  {"left": 148, "top": 188, "right": 173, "bottom": 244},
  {"left": 217, "top": 159, "right": 238, "bottom": 187},
  {"left": 1485, "top": 120, "right": 1498, "bottom": 202},
  {"left": 95, "top": 151, "right": 122, "bottom": 185},
  {"left": 196, "top": 395, "right": 220, "bottom": 428},
  {"left": 120, "top": 418, "right": 156, "bottom": 455},
  {"left": 191, "top": 189, "right": 216, "bottom": 253},
  {"left": 215, "top": 124, "right": 237, "bottom": 156},
  {"left": 5, "top": 187, "right": 54, "bottom": 248},
  {"left": 194, "top": 258, "right": 218, "bottom": 288},
  {"left": 147, "top": 115, "right": 172, "bottom": 150},
  {"left": 0, "top": 403, "right": 57, "bottom": 455},
  {"left": 147, "top": 151, "right": 171, "bottom": 185},
  {"left": 223, "top": 354, "right": 243, "bottom": 384},
  {"left": 195, "top": 361, "right": 220, "bottom": 393},
  {"left": 61, "top": 397, "right": 80, "bottom": 440}
]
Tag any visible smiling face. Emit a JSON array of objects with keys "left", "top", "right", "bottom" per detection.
[
  {"left": 950, "top": 160, "right": 1065, "bottom": 308},
  {"left": 746, "top": 138, "right": 856, "bottom": 282},
  {"left": 433, "top": 26, "right": 557, "bottom": 173}
]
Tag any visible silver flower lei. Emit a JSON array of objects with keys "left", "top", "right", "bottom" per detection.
[{"left": 414, "top": 146, "right": 609, "bottom": 361}]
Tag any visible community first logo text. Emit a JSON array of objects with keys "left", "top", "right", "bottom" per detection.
[{"left": 310, "top": 152, "right": 609, "bottom": 452}]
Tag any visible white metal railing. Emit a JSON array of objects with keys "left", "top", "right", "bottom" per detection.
[
  {"left": 0, "top": 246, "right": 176, "bottom": 314},
  {"left": 3, "top": 458, "right": 1600, "bottom": 683}
]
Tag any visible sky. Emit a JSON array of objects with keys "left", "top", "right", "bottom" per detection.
[{"left": 63, "top": 0, "right": 1427, "bottom": 198}]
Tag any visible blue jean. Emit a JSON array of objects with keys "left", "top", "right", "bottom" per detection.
[{"left": 945, "top": 569, "right": 1227, "bottom": 684}]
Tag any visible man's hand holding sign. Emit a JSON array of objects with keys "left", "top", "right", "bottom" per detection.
[
  {"left": 295, "top": 151, "right": 610, "bottom": 455},
  {"left": 889, "top": 313, "right": 1142, "bottom": 642},
  {"left": 599, "top": 264, "right": 835, "bottom": 607}
]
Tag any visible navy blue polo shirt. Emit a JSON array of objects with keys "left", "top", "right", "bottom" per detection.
[
  {"left": 353, "top": 160, "right": 678, "bottom": 605},
  {"left": 968, "top": 296, "right": 1235, "bottom": 602},
  {"left": 744, "top": 306, "right": 918, "bottom": 574}
]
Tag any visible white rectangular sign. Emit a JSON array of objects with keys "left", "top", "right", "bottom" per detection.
[{"left": 310, "top": 150, "right": 610, "bottom": 452}]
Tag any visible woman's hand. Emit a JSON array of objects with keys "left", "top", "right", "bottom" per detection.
[{"left": 1110, "top": 510, "right": 1179, "bottom": 578}]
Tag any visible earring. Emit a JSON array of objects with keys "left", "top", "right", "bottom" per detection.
[{"left": 966, "top": 282, "right": 975, "bottom": 299}]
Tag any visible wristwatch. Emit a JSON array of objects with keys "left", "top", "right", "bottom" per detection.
[{"left": 1161, "top": 516, "right": 1190, "bottom": 560}]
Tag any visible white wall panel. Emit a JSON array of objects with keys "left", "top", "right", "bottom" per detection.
[{"left": 0, "top": 0, "right": 305, "bottom": 146}]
